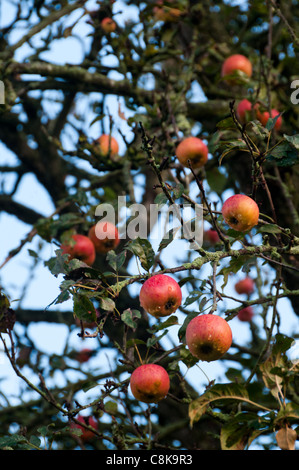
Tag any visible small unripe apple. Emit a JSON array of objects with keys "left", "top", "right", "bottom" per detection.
[
  {"left": 176, "top": 136, "right": 209, "bottom": 169},
  {"left": 255, "top": 106, "right": 282, "bottom": 131},
  {"left": 185, "top": 314, "right": 232, "bottom": 362},
  {"left": 153, "top": 1, "right": 182, "bottom": 22},
  {"left": 95, "top": 134, "right": 119, "bottom": 158},
  {"left": 71, "top": 415, "right": 98, "bottom": 442},
  {"left": 139, "top": 274, "right": 182, "bottom": 318},
  {"left": 235, "top": 277, "right": 255, "bottom": 295},
  {"left": 100, "top": 17, "right": 116, "bottom": 33},
  {"left": 61, "top": 234, "right": 96, "bottom": 266},
  {"left": 236, "top": 99, "right": 253, "bottom": 123},
  {"left": 221, "top": 54, "right": 252, "bottom": 79},
  {"left": 88, "top": 221, "right": 120, "bottom": 254},
  {"left": 130, "top": 363, "right": 170, "bottom": 403},
  {"left": 222, "top": 194, "right": 259, "bottom": 232},
  {"left": 237, "top": 306, "right": 254, "bottom": 322},
  {"left": 203, "top": 228, "right": 220, "bottom": 245}
]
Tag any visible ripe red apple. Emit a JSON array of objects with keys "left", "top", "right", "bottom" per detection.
[
  {"left": 130, "top": 363, "right": 170, "bottom": 403},
  {"left": 185, "top": 314, "right": 232, "bottom": 362},
  {"left": 203, "top": 228, "right": 220, "bottom": 245},
  {"left": 75, "top": 348, "right": 93, "bottom": 363},
  {"left": 100, "top": 17, "right": 116, "bottom": 33},
  {"left": 221, "top": 54, "right": 252, "bottom": 80},
  {"left": 153, "top": 1, "right": 182, "bottom": 22},
  {"left": 95, "top": 134, "right": 119, "bottom": 158},
  {"left": 139, "top": 274, "right": 182, "bottom": 318},
  {"left": 61, "top": 234, "right": 96, "bottom": 266},
  {"left": 71, "top": 415, "right": 98, "bottom": 442},
  {"left": 237, "top": 306, "right": 254, "bottom": 322},
  {"left": 236, "top": 99, "right": 253, "bottom": 123},
  {"left": 255, "top": 106, "right": 282, "bottom": 131},
  {"left": 221, "top": 194, "right": 259, "bottom": 232},
  {"left": 176, "top": 136, "right": 209, "bottom": 169},
  {"left": 235, "top": 277, "right": 255, "bottom": 295},
  {"left": 88, "top": 221, "right": 120, "bottom": 254}
]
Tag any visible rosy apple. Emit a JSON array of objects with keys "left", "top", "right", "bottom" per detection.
[
  {"left": 235, "top": 277, "right": 255, "bottom": 295},
  {"left": 61, "top": 234, "right": 96, "bottom": 266},
  {"left": 221, "top": 54, "right": 252, "bottom": 79},
  {"left": 71, "top": 415, "right": 98, "bottom": 442},
  {"left": 139, "top": 274, "right": 182, "bottom": 318},
  {"left": 236, "top": 99, "right": 253, "bottom": 123},
  {"left": 221, "top": 194, "right": 259, "bottom": 232},
  {"left": 255, "top": 106, "right": 282, "bottom": 131},
  {"left": 100, "top": 17, "right": 116, "bottom": 33},
  {"left": 176, "top": 136, "right": 209, "bottom": 169},
  {"left": 237, "top": 306, "right": 254, "bottom": 322},
  {"left": 185, "top": 314, "right": 232, "bottom": 362},
  {"left": 203, "top": 228, "right": 220, "bottom": 245},
  {"left": 95, "top": 134, "right": 119, "bottom": 158},
  {"left": 130, "top": 363, "right": 170, "bottom": 403},
  {"left": 153, "top": 1, "right": 182, "bottom": 22},
  {"left": 88, "top": 221, "right": 120, "bottom": 254}
]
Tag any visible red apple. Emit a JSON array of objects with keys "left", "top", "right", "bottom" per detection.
[
  {"left": 237, "top": 306, "right": 254, "bottom": 322},
  {"left": 95, "top": 134, "right": 119, "bottom": 158},
  {"left": 255, "top": 106, "right": 282, "bottom": 131},
  {"left": 203, "top": 228, "right": 220, "bottom": 245},
  {"left": 222, "top": 194, "right": 259, "bottom": 232},
  {"left": 61, "top": 234, "right": 96, "bottom": 266},
  {"left": 236, "top": 99, "right": 253, "bottom": 123},
  {"left": 221, "top": 54, "right": 252, "bottom": 79},
  {"left": 75, "top": 348, "right": 93, "bottom": 363},
  {"left": 88, "top": 221, "right": 120, "bottom": 254},
  {"left": 100, "top": 17, "right": 116, "bottom": 33},
  {"left": 139, "top": 274, "right": 182, "bottom": 318},
  {"left": 176, "top": 136, "right": 209, "bottom": 169},
  {"left": 153, "top": 1, "right": 182, "bottom": 22},
  {"left": 71, "top": 415, "right": 98, "bottom": 442},
  {"left": 235, "top": 277, "right": 255, "bottom": 295},
  {"left": 130, "top": 363, "right": 170, "bottom": 403},
  {"left": 185, "top": 314, "right": 232, "bottom": 362}
]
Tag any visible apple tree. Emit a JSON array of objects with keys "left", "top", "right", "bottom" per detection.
[{"left": 0, "top": 0, "right": 298, "bottom": 451}]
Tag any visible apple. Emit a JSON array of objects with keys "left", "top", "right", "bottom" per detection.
[
  {"left": 88, "top": 221, "right": 120, "bottom": 254},
  {"left": 139, "top": 274, "right": 182, "bottom": 318},
  {"left": 237, "top": 306, "right": 254, "bottom": 322},
  {"left": 100, "top": 17, "right": 116, "bottom": 33},
  {"left": 61, "top": 234, "right": 96, "bottom": 266},
  {"left": 236, "top": 99, "right": 253, "bottom": 123},
  {"left": 203, "top": 228, "right": 220, "bottom": 245},
  {"left": 95, "top": 134, "right": 119, "bottom": 158},
  {"left": 235, "top": 277, "right": 255, "bottom": 295},
  {"left": 221, "top": 54, "right": 252, "bottom": 79},
  {"left": 153, "top": 1, "right": 182, "bottom": 22},
  {"left": 75, "top": 348, "right": 93, "bottom": 363},
  {"left": 255, "top": 106, "right": 282, "bottom": 131},
  {"left": 71, "top": 415, "right": 98, "bottom": 442},
  {"left": 221, "top": 194, "right": 259, "bottom": 232},
  {"left": 176, "top": 136, "right": 209, "bottom": 169},
  {"left": 130, "top": 363, "right": 170, "bottom": 403},
  {"left": 185, "top": 314, "right": 232, "bottom": 362}
]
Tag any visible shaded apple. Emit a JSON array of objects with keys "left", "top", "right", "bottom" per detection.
[
  {"left": 75, "top": 348, "right": 93, "bottom": 363},
  {"left": 237, "top": 306, "right": 254, "bottom": 322},
  {"left": 176, "top": 136, "right": 209, "bottom": 169},
  {"left": 94, "top": 134, "right": 119, "bottom": 158},
  {"left": 221, "top": 54, "right": 252, "bottom": 79},
  {"left": 100, "top": 17, "right": 116, "bottom": 33},
  {"left": 186, "top": 314, "right": 232, "bottom": 362},
  {"left": 71, "top": 415, "right": 98, "bottom": 442},
  {"left": 235, "top": 277, "right": 255, "bottom": 295},
  {"left": 153, "top": 1, "right": 182, "bottom": 22},
  {"left": 139, "top": 274, "right": 182, "bottom": 318},
  {"left": 130, "top": 363, "right": 170, "bottom": 403},
  {"left": 203, "top": 228, "right": 220, "bottom": 245},
  {"left": 222, "top": 194, "right": 259, "bottom": 232},
  {"left": 88, "top": 221, "right": 120, "bottom": 254},
  {"left": 255, "top": 105, "right": 282, "bottom": 131},
  {"left": 61, "top": 234, "right": 96, "bottom": 266},
  {"left": 236, "top": 99, "right": 253, "bottom": 124}
]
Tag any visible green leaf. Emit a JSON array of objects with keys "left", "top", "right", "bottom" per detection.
[
  {"left": 219, "top": 256, "right": 251, "bottom": 288},
  {"left": 99, "top": 297, "right": 115, "bottom": 311},
  {"left": 126, "top": 238, "right": 155, "bottom": 271},
  {"left": 106, "top": 250, "right": 127, "bottom": 271},
  {"left": 121, "top": 308, "right": 141, "bottom": 329},
  {"left": 73, "top": 294, "right": 97, "bottom": 322},
  {"left": 189, "top": 383, "right": 249, "bottom": 427}
]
